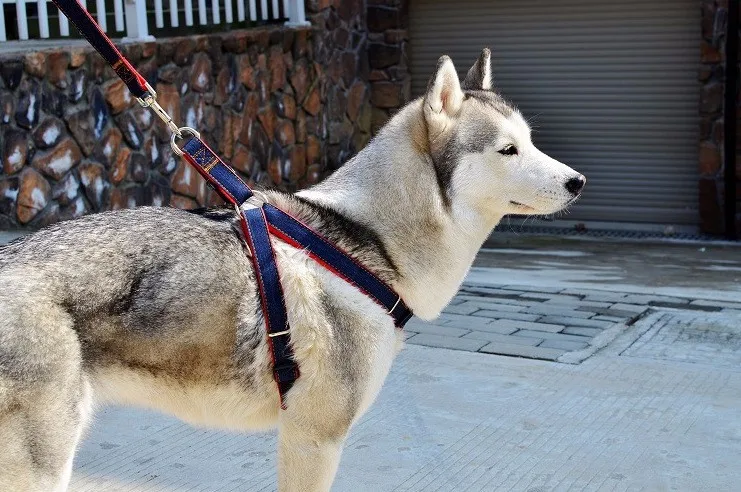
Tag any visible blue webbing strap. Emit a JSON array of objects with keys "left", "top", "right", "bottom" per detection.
[
  {"left": 51, "top": 0, "right": 150, "bottom": 99},
  {"left": 241, "top": 207, "right": 297, "bottom": 409}
]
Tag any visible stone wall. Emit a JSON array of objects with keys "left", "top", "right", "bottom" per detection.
[
  {"left": 698, "top": 0, "right": 740, "bottom": 235},
  {"left": 0, "top": 2, "right": 375, "bottom": 230}
]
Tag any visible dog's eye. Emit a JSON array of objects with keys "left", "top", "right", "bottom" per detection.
[{"left": 499, "top": 145, "right": 518, "bottom": 156}]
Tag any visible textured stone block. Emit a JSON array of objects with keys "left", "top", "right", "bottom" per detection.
[
  {"left": 2, "top": 129, "right": 28, "bottom": 174},
  {"left": 17, "top": 168, "right": 50, "bottom": 224},
  {"left": 371, "top": 81, "right": 402, "bottom": 108},
  {"left": 31, "top": 138, "right": 82, "bottom": 180}
]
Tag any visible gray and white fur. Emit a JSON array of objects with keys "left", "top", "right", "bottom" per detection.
[{"left": 0, "top": 50, "right": 584, "bottom": 491}]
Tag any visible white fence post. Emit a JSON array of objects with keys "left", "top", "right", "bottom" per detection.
[
  {"left": 0, "top": 3, "right": 6, "bottom": 41},
  {"left": 123, "top": 0, "right": 154, "bottom": 41},
  {"left": 285, "top": 0, "right": 309, "bottom": 27},
  {"left": 36, "top": 0, "right": 49, "bottom": 37},
  {"left": 16, "top": 0, "right": 29, "bottom": 39}
]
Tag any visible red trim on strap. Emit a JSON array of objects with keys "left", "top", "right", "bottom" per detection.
[{"left": 268, "top": 223, "right": 404, "bottom": 330}]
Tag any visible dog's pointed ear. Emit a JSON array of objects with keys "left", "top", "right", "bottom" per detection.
[
  {"left": 462, "top": 48, "right": 492, "bottom": 91},
  {"left": 424, "top": 55, "right": 464, "bottom": 127}
]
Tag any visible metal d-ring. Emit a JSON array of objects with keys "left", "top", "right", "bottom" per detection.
[{"left": 170, "top": 127, "right": 201, "bottom": 156}]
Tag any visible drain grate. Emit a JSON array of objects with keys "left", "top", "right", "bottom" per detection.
[{"left": 492, "top": 223, "right": 726, "bottom": 242}]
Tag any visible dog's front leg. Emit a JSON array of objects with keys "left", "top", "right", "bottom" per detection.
[{"left": 277, "top": 421, "right": 348, "bottom": 492}]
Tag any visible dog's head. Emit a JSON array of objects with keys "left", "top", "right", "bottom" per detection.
[{"left": 422, "top": 49, "right": 585, "bottom": 217}]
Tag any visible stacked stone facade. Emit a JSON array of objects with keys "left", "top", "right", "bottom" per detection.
[
  {"left": 0, "top": 0, "right": 394, "bottom": 230},
  {"left": 0, "top": 28, "right": 324, "bottom": 228}
]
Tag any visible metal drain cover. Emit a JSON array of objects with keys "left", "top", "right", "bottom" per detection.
[{"left": 621, "top": 311, "right": 741, "bottom": 367}]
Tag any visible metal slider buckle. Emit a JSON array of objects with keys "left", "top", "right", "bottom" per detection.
[
  {"left": 236, "top": 192, "right": 266, "bottom": 213},
  {"left": 387, "top": 296, "right": 401, "bottom": 314},
  {"left": 136, "top": 81, "right": 157, "bottom": 107},
  {"left": 268, "top": 329, "right": 290, "bottom": 338},
  {"left": 232, "top": 194, "right": 265, "bottom": 223}
]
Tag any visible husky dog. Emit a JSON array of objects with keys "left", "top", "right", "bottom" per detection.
[{"left": 0, "top": 49, "right": 584, "bottom": 491}]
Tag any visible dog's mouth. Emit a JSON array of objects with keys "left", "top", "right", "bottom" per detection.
[{"left": 509, "top": 200, "right": 536, "bottom": 212}]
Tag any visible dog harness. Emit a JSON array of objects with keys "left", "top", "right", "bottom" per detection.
[{"left": 52, "top": 0, "right": 413, "bottom": 409}]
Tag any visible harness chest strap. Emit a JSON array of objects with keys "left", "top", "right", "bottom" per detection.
[
  {"left": 179, "top": 138, "right": 414, "bottom": 329},
  {"left": 53, "top": 0, "right": 413, "bottom": 409}
]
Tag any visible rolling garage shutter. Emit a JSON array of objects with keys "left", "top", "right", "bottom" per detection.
[{"left": 410, "top": 0, "right": 699, "bottom": 225}]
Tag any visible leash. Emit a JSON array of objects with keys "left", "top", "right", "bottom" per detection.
[{"left": 52, "top": 0, "right": 413, "bottom": 409}]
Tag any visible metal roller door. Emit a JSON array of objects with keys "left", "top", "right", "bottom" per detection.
[{"left": 410, "top": 0, "right": 699, "bottom": 225}]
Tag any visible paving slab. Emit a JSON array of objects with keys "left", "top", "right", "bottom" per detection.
[
  {"left": 470, "top": 240, "right": 741, "bottom": 303},
  {"left": 543, "top": 299, "right": 613, "bottom": 308},
  {"left": 479, "top": 342, "right": 564, "bottom": 361},
  {"left": 463, "top": 331, "right": 541, "bottom": 345},
  {"left": 441, "top": 302, "right": 480, "bottom": 315},
  {"left": 540, "top": 338, "right": 589, "bottom": 351},
  {"left": 480, "top": 311, "right": 541, "bottom": 322},
  {"left": 563, "top": 326, "right": 604, "bottom": 337},
  {"left": 407, "top": 333, "right": 487, "bottom": 352},
  {"left": 537, "top": 316, "right": 617, "bottom": 329},
  {"left": 488, "top": 319, "right": 565, "bottom": 333},
  {"left": 404, "top": 322, "right": 470, "bottom": 338},
  {"left": 2, "top": 232, "right": 731, "bottom": 489},
  {"left": 522, "top": 304, "right": 596, "bottom": 318},
  {"left": 469, "top": 303, "right": 525, "bottom": 314},
  {"left": 512, "top": 330, "right": 591, "bottom": 343}
]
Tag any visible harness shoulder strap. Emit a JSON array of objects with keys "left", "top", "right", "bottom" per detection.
[{"left": 240, "top": 206, "right": 298, "bottom": 409}]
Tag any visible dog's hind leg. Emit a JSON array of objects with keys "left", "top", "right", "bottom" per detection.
[{"left": 0, "top": 301, "right": 92, "bottom": 492}]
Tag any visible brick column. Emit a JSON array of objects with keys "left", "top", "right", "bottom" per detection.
[
  {"left": 366, "top": 0, "right": 411, "bottom": 133},
  {"left": 698, "top": 0, "right": 740, "bottom": 235}
]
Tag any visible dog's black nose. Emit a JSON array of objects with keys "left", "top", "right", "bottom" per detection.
[{"left": 565, "top": 175, "right": 586, "bottom": 196}]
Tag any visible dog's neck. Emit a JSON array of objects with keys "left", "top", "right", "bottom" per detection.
[{"left": 296, "top": 101, "right": 502, "bottom": 320}]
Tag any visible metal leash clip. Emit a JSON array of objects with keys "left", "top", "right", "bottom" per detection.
[{"left": 136, "top": 81, "right": 183, "bottom": 140}]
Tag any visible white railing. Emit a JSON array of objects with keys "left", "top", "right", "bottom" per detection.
[{"left": 0, "top": 0, "right": 308, "bottom": 42}]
